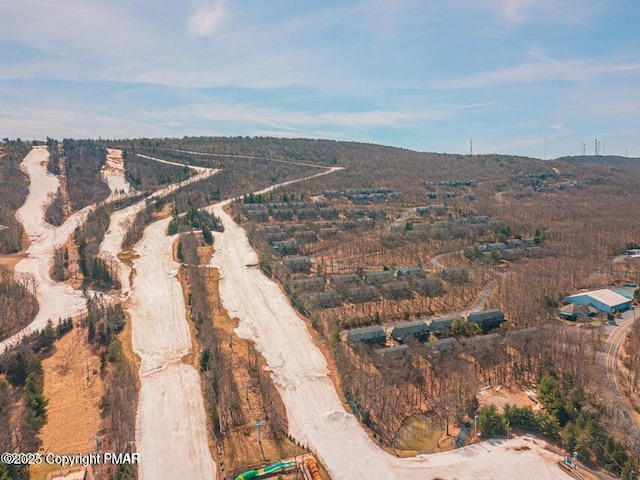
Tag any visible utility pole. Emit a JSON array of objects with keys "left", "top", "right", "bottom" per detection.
[
  {"left": 255, "top": 420, "right": 266, "bottom": 460},
  {"left": 94, "top": 433, "right": 102, "bottom": 456},
  {"left": 474, "top": 414, "right": 479, "bottom": 439},
  {"left": 254, "top": 420, "right": 265, "bottom": 444}
]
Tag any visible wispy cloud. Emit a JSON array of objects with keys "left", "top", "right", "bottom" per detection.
[
  {"left": 187, "top": 0, "right": 227, "bottom": 37},
  {"left": 434, "top": 57, "right": 640, "bottom": 89},
  {"left": 454, "top": 101, "right": 499, "bottom": 110},
  {"left": 492, "top": 0, "right": 536, "bottom": 23},
  {"left": 151, "top": 102, "right": 448, "bottom": 130},
  {"left": 487, "top": 0, "right": 597, "bottom": 26},
  {"left": 0, "top": 1, "right": 638, "bottom": 158}
]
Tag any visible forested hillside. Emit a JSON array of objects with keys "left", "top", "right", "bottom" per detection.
[{"left": 0, "top": 140, "right": 30, "bottom": 253}]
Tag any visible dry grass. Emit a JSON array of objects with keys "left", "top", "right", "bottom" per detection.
[
  {"left": 392, "top": 414, "right": 444, "bottom": 455},
  {"left": 30, "top": 327, "right": 104, "bottom": 480},
  {"left": 478, "top": 384, "right": 539, "bottom": 411},
  {"left": 0, "top": 252, "right": 27, "bottom": 271}
]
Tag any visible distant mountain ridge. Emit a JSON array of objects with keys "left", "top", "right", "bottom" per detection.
[{"left": 556, "top": 155, "right": 640, "bottom": 168}]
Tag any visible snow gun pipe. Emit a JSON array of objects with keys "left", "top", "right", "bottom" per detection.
[
  {"left": 305, "top": 457, "right": 322, "bottom": 480},
  {"left": 234, "top": 460, "right": 296, "bottom": 480}
]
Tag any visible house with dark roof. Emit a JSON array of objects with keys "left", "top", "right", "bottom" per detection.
[
  {"left": 319, "top": 227, "right": 340, "bottom": 239},
  {"left": 374, "top": 344, "right": 410, "bottom": 363},
  {"left": 485, "top": 242, "right": 507, "bottom": 252},
  {"left": 381, "top": 281, "right": 414, "bottom": 300},
  {"left": 245, "top": 210, "right": 269, "bottom": 222},
  {"left": 323, "top": 189, "right": 341, "bottom": 198},
  {"left": 282, "top": 223, "right": 305, "bottom": 233},
  {"left": 396, "top": 266, "right": 426, "bottom": 278},
  {"left": 367, "top": 209, "right": 387, "bottom": 220},
  {"left": 558, "top": 302, "right": 598, "bottom": 320},
  {"left": 467, "top": 309, "right": 505, "bottom": 333},
  {"left": 271, "top": 239, "right": 299, "bottom": 255},
  {"left": 429, "top": 316, "right": 456, "bottom": 337},
  {"left": 243, "top": 203, "right": 267, "bottom": 211},
  {"left": 296, "top": 208, "right": 318, "bottom": 220},
  {"left": 271, "top": 208, "right": 294, "bottom": 221},
  {"left": 356, "top": 218, "right": 375, "bottom": 228},
  {"left": 347, "top": 326, "right": 386, "bottom": 346},
  {"left": 463, "top": 333, "right": 504, "bottom": 358},
  {"left": 364, "top": 271, "right": 393, "bottom": 285},
  {"left": 295, "top": 230, "right": 318, "bottom": 244},
  {"left": 319, "top": 208, "right": 339, "bottom": 219},
  {"left": 343, "top": 285, "right": 379, "bottom": 304},
  {"left": 422, "top": 337, "right": 459, "bottom": 357},
  {"left": 328, "top": 273, "right": 361, "bottom": 285},
  {"left": 283, "top": 257, "right": 312, "bottom": 273},
  {"left": 255, "top": 225, "right": 282, "bottom": 234},
  {"left": 265, "top": 232, "right": 288, "bottom": 243},
  {"left": 343, "top": 209, "right": 366, "bottom": 218},
  {"left": 391, "top": 320, "right": 430, "bottom": 343},
  {"left": 300, "top": 291, "right": 341, "bottom": 309},
  {"left": 294, "top": 277, "right": 325, "bottom": 291}
]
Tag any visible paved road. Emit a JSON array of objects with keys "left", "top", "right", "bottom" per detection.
[{"left": 602, "top": 309, "right": 640, "bottom": 447}]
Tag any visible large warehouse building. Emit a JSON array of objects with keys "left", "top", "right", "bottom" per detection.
[{"left": 564, "top": 289, "right": 632, "bottom": 314}]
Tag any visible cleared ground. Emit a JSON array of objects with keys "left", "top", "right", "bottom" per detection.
[
  {"left": 29, "top": 326, "right": 104, "bottom": 480},
  {"left": 128, "top": 216, "right": 215, "bottom": 480},
  {"left": 1, "top": 146, "right": 86, "bottom": 352},
  {"left": 102, "top": 148, "right": 131, "bottom": 198}
]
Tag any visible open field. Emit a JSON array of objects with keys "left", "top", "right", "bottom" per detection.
[{"left": 29, "top": 326, "right": 103, "bottom": 480}]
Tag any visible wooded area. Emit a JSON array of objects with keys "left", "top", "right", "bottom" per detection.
[
  {"left": 0, "top": 266, "right": 38, "bottom": 339},
  {"left": 0, "top": 140, "right": 29, "bottom": 253}
]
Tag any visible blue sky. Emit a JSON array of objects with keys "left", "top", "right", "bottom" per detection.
[{"left": 1, "top": 0, "right": 639, "bottom": 157}]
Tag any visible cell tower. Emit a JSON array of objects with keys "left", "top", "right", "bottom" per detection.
[
  {"left": 470, "top": 139, "right": 473, "bottom": 156},
  {"left": 594, "top": 138, "right": 600, "bottom": 156},
  {"left": 581, "top": 141, "right": 586, "bottom": 156}
]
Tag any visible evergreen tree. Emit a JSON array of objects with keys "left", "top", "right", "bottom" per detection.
[{"left": 202, "top": 225, "right": 213, "bottom": 245}]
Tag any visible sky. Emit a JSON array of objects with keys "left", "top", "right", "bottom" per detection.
[{"left": 1, "top": 0, "right": 639, "bottom": 158}]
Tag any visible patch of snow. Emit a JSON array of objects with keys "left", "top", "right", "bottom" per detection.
[
  {"left": 102, "top": 149, "right": 131, "bottom": 198},
  {"left": 129, "top": 217, "right": 215, "bottom": 480},
  {"left": 1, "top": 147, "right": 90, "bottom": 352}
]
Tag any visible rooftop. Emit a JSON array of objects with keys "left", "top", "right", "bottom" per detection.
[{"left": 566, "top": 289, "right": 631, "bottom": 308}]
